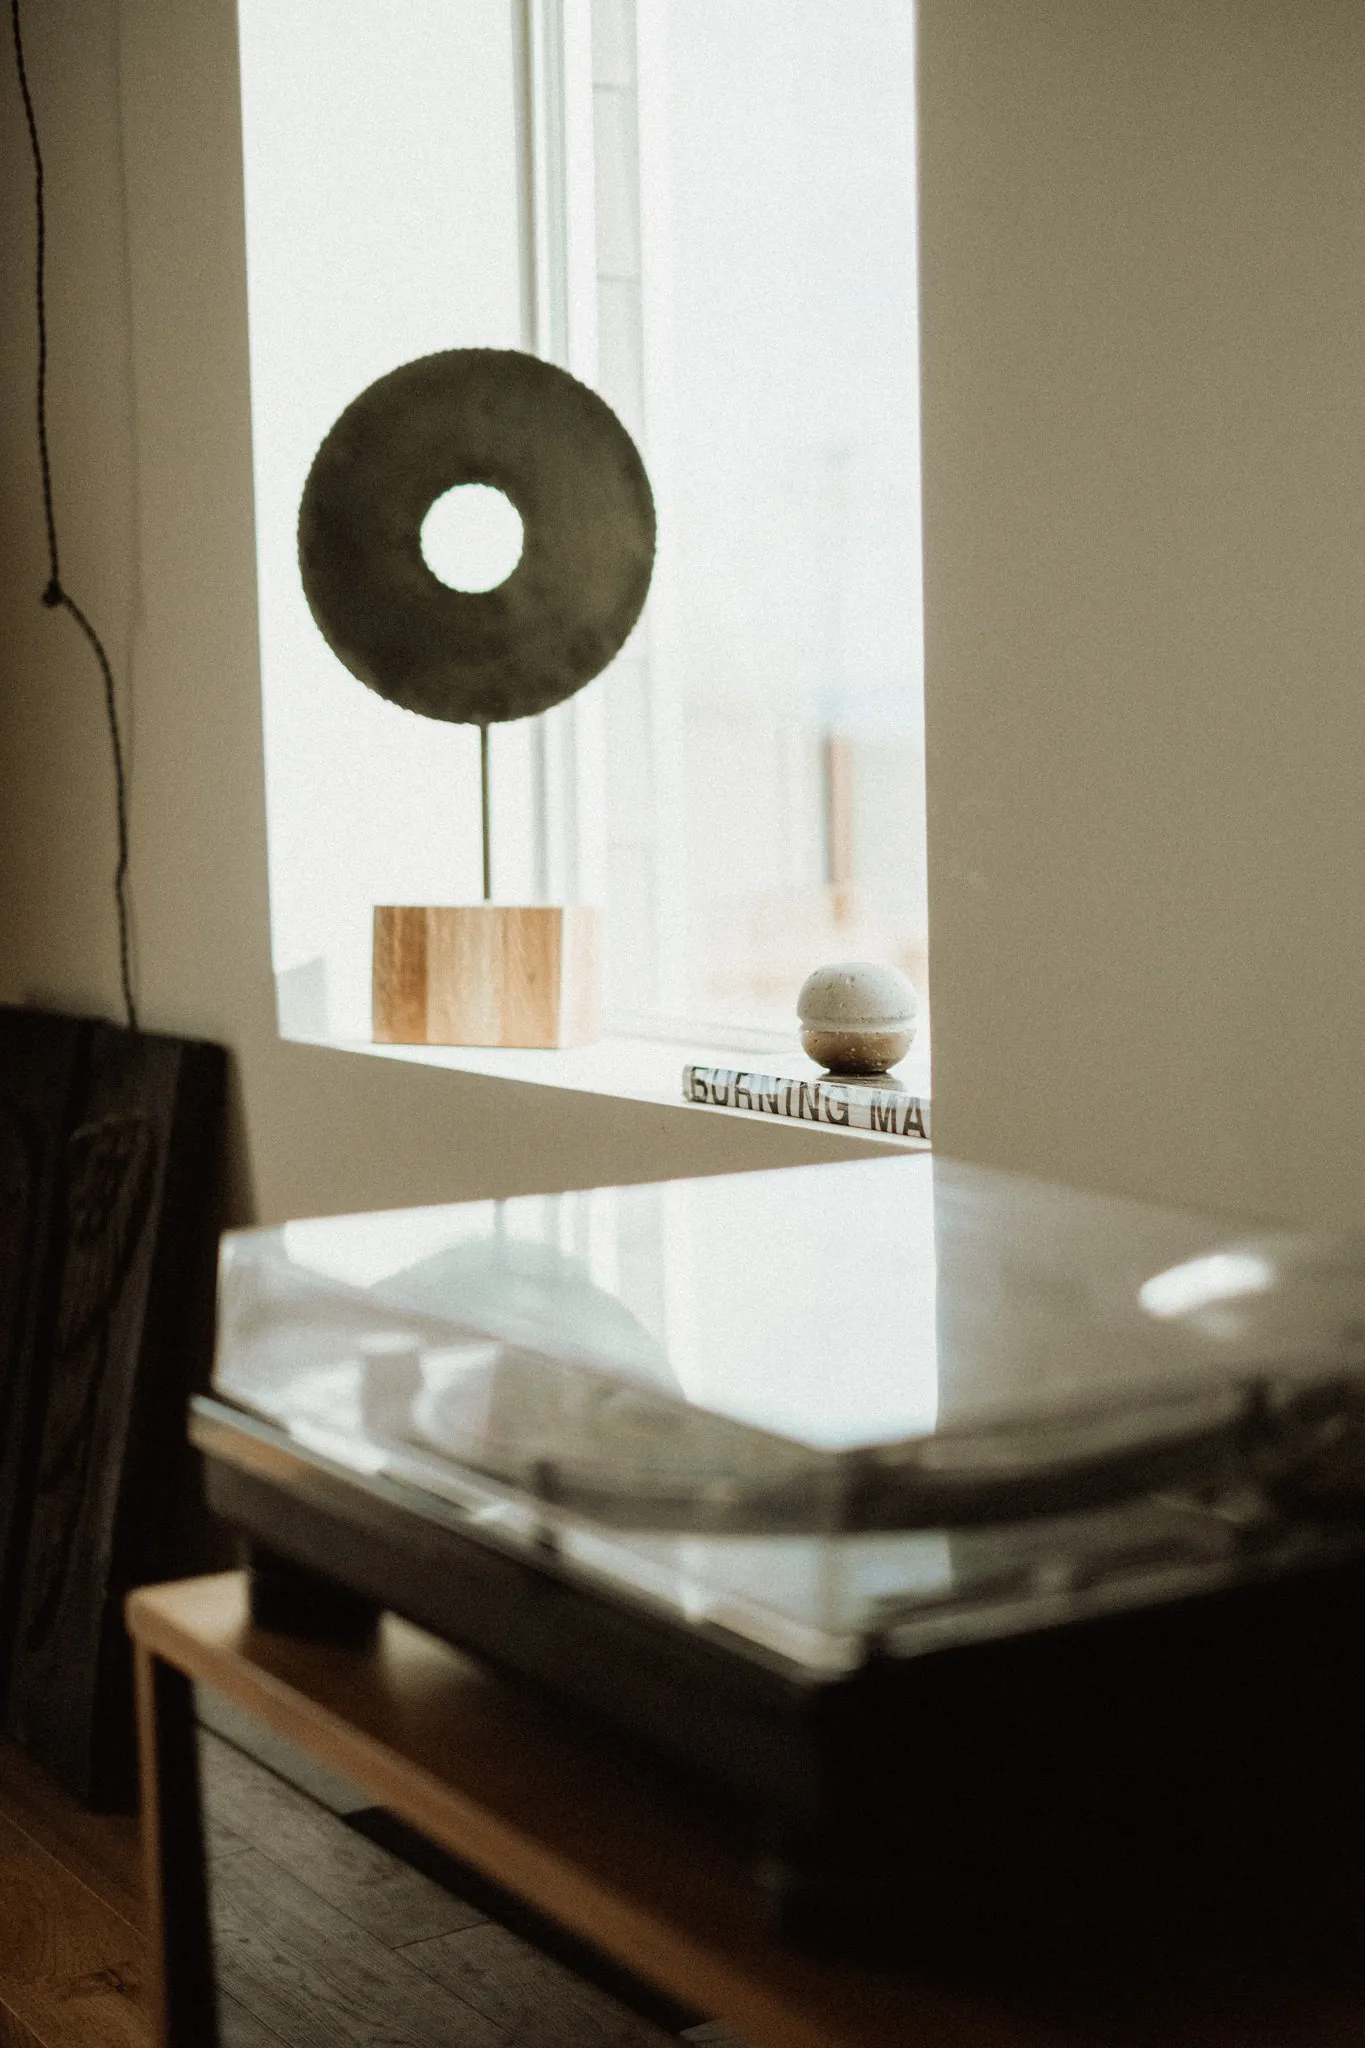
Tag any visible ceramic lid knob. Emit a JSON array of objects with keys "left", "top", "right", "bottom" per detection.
[{"left": 797, "top": 962, "right": 919, "bottom": 1076}]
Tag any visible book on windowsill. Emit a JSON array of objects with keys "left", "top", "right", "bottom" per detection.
[{"left": 682, "top": 1063, "right": 930, "bottom": 1143}]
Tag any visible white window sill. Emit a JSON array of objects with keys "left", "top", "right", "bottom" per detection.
[{"left": 285, "top": 1025, "right": 931, "bottom": 1148}]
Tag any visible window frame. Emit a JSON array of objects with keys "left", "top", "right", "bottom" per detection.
[{"left": 248, "top": 0, "right": 927, "bottom": 1077}]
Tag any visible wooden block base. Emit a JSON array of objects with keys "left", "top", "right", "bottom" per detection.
[{"left": 373, "top": 905, "right": 601, "bottom": 1049}]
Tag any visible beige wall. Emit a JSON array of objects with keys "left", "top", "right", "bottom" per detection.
[
  {"left": 0, "top": 0, "right": 865, "bottom": 1225},
  {"left": 920, "top": 0, "right": 1365, "bottom": 1225},
  {"left": 5, "top": 0, "right": 1365, "bottom": 1230}
]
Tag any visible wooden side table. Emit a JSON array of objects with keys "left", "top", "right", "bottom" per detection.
[{"left": 125, "top": 1573, "right": 1058, "bottom": 2048}]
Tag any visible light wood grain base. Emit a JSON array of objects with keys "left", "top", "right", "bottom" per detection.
[{"left": 373, "top": 906, "right": 601, "bottom": 1049}]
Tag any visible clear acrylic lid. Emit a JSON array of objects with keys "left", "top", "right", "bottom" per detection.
[{"left": 207, "top": 1156, "right": 1365, "bottom": 1671}]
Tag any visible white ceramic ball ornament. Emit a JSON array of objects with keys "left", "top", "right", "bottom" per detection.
[{"left": 797, "top": 962, "right": 919, "bottom": 1076}]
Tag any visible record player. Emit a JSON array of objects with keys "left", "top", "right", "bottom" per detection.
[{"left": 194, "top": 1156, "right": 1365, "bottom": 1968}]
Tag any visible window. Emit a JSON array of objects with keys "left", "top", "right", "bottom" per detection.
[{"left": 240, "top": 1, "right": 925, "bottom": 1057}]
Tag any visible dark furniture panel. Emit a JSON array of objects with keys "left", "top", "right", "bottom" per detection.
[
  {"left": 0, "top": 1010, "right": 87, "bottom": 1702},
  {"left": 0, "top": 1008, "right": 225, "bottom": 1806}
]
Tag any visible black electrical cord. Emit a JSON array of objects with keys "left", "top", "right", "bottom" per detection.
[{"left": 10, "top": 0, "right": 138, "bottom": 1032}]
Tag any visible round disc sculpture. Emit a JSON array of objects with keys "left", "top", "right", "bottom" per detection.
[
  {"left": 298, "top": 348, "right": 656, "bottom": 1049},
  {"left": 298, "top": 347, "right": 655, "bottom": 725}
]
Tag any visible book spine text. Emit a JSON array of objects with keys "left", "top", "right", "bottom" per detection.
[{"left": 683, "top": 1066, "right": 930, "bottom": 1143}]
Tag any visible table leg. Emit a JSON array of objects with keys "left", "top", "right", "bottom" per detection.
[{"left": 134, "top": 1644, "right": 220, "bottom": 2048}]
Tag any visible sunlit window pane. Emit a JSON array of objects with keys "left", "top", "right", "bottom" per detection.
[{"left": 599, "top": 0, "right": 926, "bottom": 1039}]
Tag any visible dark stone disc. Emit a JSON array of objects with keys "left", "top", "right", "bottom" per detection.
[{"left": 298, "top": 349, "right": 656, "bottom": 725}]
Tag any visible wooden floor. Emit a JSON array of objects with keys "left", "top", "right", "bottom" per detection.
[
  {"left": 0, "top": 1733, "right": 147, "bottom": 2048},
  {"left": 0, "top": 1729, "right": 741, "bottom": 2048}
]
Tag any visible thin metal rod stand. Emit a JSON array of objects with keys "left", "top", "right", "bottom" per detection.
[{"left": 479, "top": 722, "right": 492, "bottom": 902}]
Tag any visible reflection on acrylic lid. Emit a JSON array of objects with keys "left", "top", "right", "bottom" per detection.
[
  {"left": 218, "top": 1154, "right": 1365, "bottom": 1457},
  {"left": 205, "top": 1155, "right": 1365, "bottom": 1664}
]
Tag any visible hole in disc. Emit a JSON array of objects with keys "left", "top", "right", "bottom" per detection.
[{"left": 420, "top": 484, "right": 525, "bottom": 593}]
